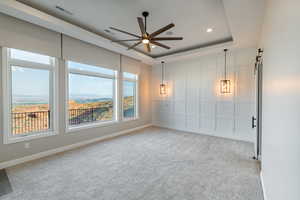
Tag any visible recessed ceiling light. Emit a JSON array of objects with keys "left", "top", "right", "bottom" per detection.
[
  {"left": 206, "top": 28, "right": 213, "bottom": 33},
  {"left": 151, "top": 45, "right": 156, "bottom": 49}
]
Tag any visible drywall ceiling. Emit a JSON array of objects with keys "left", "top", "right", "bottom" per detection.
[
  {"left": 17, "top": 0, "right": 233, "bottom": 58},
  {"left": 0, "top": 0, "right": 265, "bottom": 64}
]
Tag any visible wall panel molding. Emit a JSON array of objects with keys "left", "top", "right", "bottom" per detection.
[{"left": 152, "top": 48, "right": 256, "bottom": 142}]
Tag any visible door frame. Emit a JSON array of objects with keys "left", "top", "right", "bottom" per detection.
[{"left": 254, "top": 49, "right": 263, "bottom": 160}]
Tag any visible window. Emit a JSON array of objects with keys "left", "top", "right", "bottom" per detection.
[
  {"left": 123, "top": 72, "right": 138, "bottom": 120},
  {"left": 67, "top": 61, "right": 117, "bottom": 129},
  {"left": 3, "top": 48, "right": 57, "bottom": 143}
]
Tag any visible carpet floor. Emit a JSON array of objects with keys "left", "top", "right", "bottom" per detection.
[{"left": 0, "top": 127, "right": 263, "bottom": 200}]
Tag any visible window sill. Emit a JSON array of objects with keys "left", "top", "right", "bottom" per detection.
[
  {"left": 122, "top": 117, "right": 140, "bottom": 122},
  {"left": 66, "top": 120, "right": 119, "bottom": 133},
  {"left": 4, "top": 131, "right": 58, "bottom": 144}
]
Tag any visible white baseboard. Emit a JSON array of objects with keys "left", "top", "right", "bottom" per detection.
[
  {"left": 0, "top": 124, "right": 152, "bottom": 170},
  {"left": 153, "top": 124, "right": 253, "bottom": 143},
  {"left": 260, "top": 172, "right": 267, "bottom": 200}
]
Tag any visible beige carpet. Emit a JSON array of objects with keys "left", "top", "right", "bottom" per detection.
[{"left": 0, "top": 127, "right": 263, "bottom": 200}]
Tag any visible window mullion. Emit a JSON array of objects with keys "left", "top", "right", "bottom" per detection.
[{"left": 9, "top": 59, "right": 53, "bottom": 70}]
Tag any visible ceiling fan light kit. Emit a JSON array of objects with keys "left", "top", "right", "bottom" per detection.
[
  {"left": 142, "top": 39, "right": 150, "bottom": 44},
  {"left": 110, "top": 11, "right": 183, "bottom": 53}
]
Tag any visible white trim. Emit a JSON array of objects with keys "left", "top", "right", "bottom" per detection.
[
  {"left": 52, "top": 58, "right": 59, "bottom": 135},
  {"left": 122, "top": 73, "right": 139, "bottom": 120},
  {"left": 2, "top": 48, "right": 59, "bottom": 144},
  {"left": 2, "top": 47, "right": 10, "bottom": 145},
  {"left": 122, "top": 117, "right": 140, "bottom": 123},
  {"left": 153, "top": 124, "right": 253, "bottom": 143},
  {"left": 9, "top": 59, "right": 53, "bottom": 70},
  {"left": 69, "top": 68, "right": 115, "bottom": 79},
  {"left": 66, "top": 120, "right": 118, "bottom": 133},
  {"left": 4, "top": 131, "right": 58, "bottom": 144},
  {"left": 114, "top": 70, "right": 119, "bottom": 122},
  {"left": 0, "top": 124, "right": 152, "bottom": 169},
  {"left": 65, "top": 60, "right": 118, "bottom": 132},
  {"left": 260, "top": 172, "right": 267, "bottom": 200},
  {"left": 64, "top": 59, "right": 70, "bottom": 132},
  {"left": 123, "top": 77, "right": 138, "bottom": 82}
]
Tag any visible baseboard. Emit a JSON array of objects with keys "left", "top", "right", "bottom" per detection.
[
  {"left": 260, "top": 172, "right": 267, "bottom": 200},
  {"left": 0, "top": 124, "right": 152, "bottom": 170},
  {"left": 153, "top": 124, "right": 253, "bottom": 143}
]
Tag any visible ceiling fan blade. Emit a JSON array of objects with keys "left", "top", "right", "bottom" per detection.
[
  {"left": 150, "top": 23, "right": 175, "bottom": 38},
  {"left": 128, "top": 41, "right": 142, "bottom": 50},
  {"left": 145, "top": 43, "right": 151, "bottom": 53},
  {"left": 152, "top": 37, "right": 183, "bottom": 41},
  {"left": 150, "top": 41, "right": 170, "bottom": 49},
  {"left": 112, "top": 39, "right": 141, "bottom": 42},
  {"left": 110, "top": 27, "right": 140, "bottom": 38},
  {"left": 137, "top": 17, "right": 146, "bottom": 36}
]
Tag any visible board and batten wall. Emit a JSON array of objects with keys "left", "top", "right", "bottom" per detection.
[{"left": 152, "top": 48, "right": 257, "bottom": 142}]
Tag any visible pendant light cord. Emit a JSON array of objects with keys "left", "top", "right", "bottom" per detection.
[
  {"left": 61, "top": 33, "right": 63, "bottom": 59},
  {"left": 224, "top": 49, "right": 228, "bottom": 80},
  {"left": 161, "top": 61, "right": 165, "bottom": 84}
]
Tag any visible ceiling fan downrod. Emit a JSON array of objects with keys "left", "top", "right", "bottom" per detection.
[{"left": 142, "top": 11, "right": 149, "bottom": 34}]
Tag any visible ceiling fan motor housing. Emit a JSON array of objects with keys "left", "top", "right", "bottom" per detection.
[
  {"left": 142, "top": 11, "right": 149, "bottom": 18},
  {"left": 109, "top": 10, "right": 182, "bottom": 53}
]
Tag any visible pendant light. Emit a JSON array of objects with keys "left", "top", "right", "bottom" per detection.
[
  {"left": 220, "top": 49, "right": 231, "bottom": 94},
  {"left": 160, "top": 61, "right": 167, "bottom": 95}
]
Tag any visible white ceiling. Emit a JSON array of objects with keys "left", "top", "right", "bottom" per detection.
[
  {"left": 0, "top": 0, "right": 265, "bottom": 64},
  {"left": 17, "top": 0, "right": 233, "bottom": 58}
]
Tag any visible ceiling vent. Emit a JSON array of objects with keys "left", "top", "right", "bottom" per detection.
[{"left": 55, "top": 6, "right": 73, "bottom": 15}]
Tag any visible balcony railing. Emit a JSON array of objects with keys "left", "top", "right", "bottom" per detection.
[
  {"left": 68, "top": 107, "right": 111, "bottom": 126},
  {"left": 12, "top": 110, "right": 50, "bottom": 135},
  {"left": 12, "top": 106, "right": 112, "bottom": 135}
]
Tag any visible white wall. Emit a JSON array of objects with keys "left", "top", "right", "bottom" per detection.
[
  {"left": 0, "top": 52, "right": 152, "bottom": 163},
  {"left": 152, "top": 48, "right": 257, "bottom": 142},
  {"left": 259, "top": 0, "right": 300, "bottom": 199},
  {"left": 0, "top": 14, "right": 152, "bottom": 164}
]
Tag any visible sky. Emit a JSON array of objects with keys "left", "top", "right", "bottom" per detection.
[{"left": 11, "top": 50, "right": 135, "bottom": 102}]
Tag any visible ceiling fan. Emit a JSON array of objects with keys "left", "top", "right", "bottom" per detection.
[{"left": 110, "top": 11, "right": 183, "bottom": 53}]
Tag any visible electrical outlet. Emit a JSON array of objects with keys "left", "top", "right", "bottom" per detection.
[{"left": 24, "top": 143, "right": 30, "bottom": 149}]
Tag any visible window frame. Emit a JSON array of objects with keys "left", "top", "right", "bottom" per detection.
[
  {"left": 2, "top": 48, "right": 59, "bottom": 144},
  {"left": 122, "top": 72, "right": 139, "bottom": 121},
  {"left": 65, "top": 61, "right": 118, "bottom": 132}
]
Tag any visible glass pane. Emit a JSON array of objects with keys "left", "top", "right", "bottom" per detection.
[
  {"left": 68, "top": 73, "right": 114, "bottom": 126},
  {"left": 123, "top": 72, "right": 137, "bottom": 80},
  {"left": 68, "top": 61, "right": 115, "bottom": 76},
  {"left": 11, "top": 66, "right": 50, "bottom": 135},
  {"left": 10, "top": 49, "right": 51, "bottom": 65},
  {"left": 123, "top": 81, "right": 136, "bottom": 119}
]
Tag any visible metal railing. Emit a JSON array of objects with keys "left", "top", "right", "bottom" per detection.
[
  {"left": 68, "top": 106, "right": 111, "bottom": 125},
  {"left": 12, "top": 106, "right": 112, "bottom": 135},
  {"left": 12, "top": 110, "right": 50, "bottom": 135}
]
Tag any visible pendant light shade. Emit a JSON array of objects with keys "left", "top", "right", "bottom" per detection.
[
  {"left": 160, "top": 61, "right": 167, "bottom": 95},
  {"left": 220, "top": 79, "right": 231, "bottom": 93},
  {"left": 220, "top": 49, "right": 231, "bottom": 94}
]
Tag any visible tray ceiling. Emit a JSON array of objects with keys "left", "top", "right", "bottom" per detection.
[{"left": 17, "top": 0, "right": 233, "bottom": 58}]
